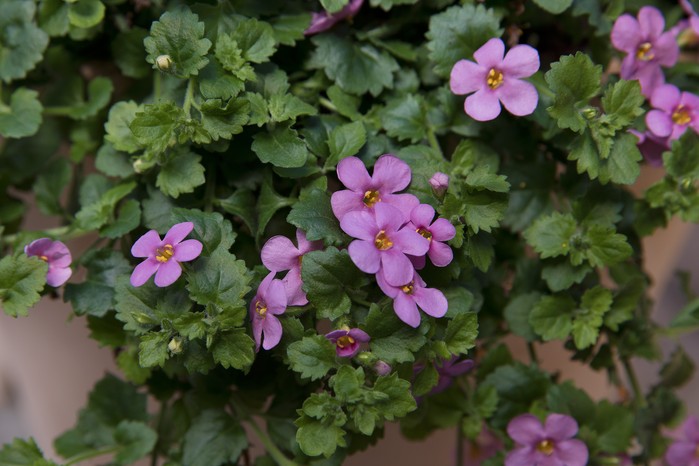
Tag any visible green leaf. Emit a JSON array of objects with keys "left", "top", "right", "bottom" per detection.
[
  {"left": 267, "top": 94, "right": 317, "bottom": 123},
  {"left": 113, "top": 420, "right": 158, "bottom": 465},
  {"left": 100, "top": 199, "right": 141, "bottom": 239},
  {"left": 545, "top": 53, "right": 602, "bottom": 132},
  {"left": 287, "top": 335, "right": 338, "bottom": 380},
  {"left": 139, "top": 332, "right": 170, "bottom": 368},
  {"left": 68, "top": 0, "right": 105, "bottom": 29},
  {"left": 75, "top": 182, "right": 136, "bottom": 230},
  {"left": 546, "top": 381, "right": 596, "bottom": 425},
  {"left": 156, "top": 150, "right": 206, "bottom": 198},
  {"left": 112, "top": 28, "right": 150, "bottom": 79},
  {"left": 0, "top": 1, "right": 49, "bottom": 82},
  {"left": 542, "top": 261, "right": 591, "bottom": 292},
  {"left": 658, "top": 347, "right": 695, "bottom": 389},
  {"left": 95, "top": 144, "right": 134, "bottom": 179},
  {"left": 503, "top": 160, "right": 555, "bottom": 232},
  {"left": 532, "top": 0, "right": 573, "bottom": 14},
  {"left": 372, "top": 373, "right": 417, "bottom": 418},
  {"left": 130, "top": 103, "right": 185, "bottom": 156},
  {"left": 144, "top": 8, "right": 212, "bottom": 78},
  {"left": 524, "top": 212, "right": 576, "bottom": 259},
  {"left": 271, "top": 14, "right": 311, "bottom": 46},
  {"left": 301, "top": 248, "right": 366, "bottom": 320},
  {"left": 309, "top": 35, "right": 399, "bottom": 96},
  {"left": 60, "top": 77, "right": 114, "bottom": 120},
  {"left": 0, "top": 88, "right": 43, "bottom": 138},
  {"left": 503, "top": 293, "right": 540, "bottom": 341},
  {"left": 64, "top": 250, "right": 131, "bottom": 317},
  {"left": 572, "top": 286, "right": 612, "bottom": 349},
  {"left": 214, "top": 34, "right": 255, "bottom": 82},
  {"left": 371, "top": 327, "right": 426, "bottom": 364},
  {"left": 38, "top": 0, "right": 70, "bottom": 37},
  {"left": 87, "top": 373, "right": 148, "bottom": 425},
  {"left": 34, "top": 158, "right": 71, "bottom": 216},
  {"left": 426, "top": 4, "right": 502, "bottom": 78},
  {"left": 529, "top": 295, "right": 575, "bottom": 341},
  {"left": 182, "top": 410, "right": 248, "bottom": 466},
  {"left": 219, "top": 189, "right": 257, "bottom": 235},
  {"left": 256, "top": 177, "right": 294, "bottom": 237},
  {"left": 287, "top": 188, "right": 347, "bottom": 246},
  {"left": 327, "top": 85, "right": 361, "bottom": 120},
  {"left": 601, "top": 79, "right": 645, "bottom": 128},
  {"left": 462, "top": 192, "right": 507, "bottom": 233},
  {"left": 483, "top": 363, "right": 550, "bottom": 428},
  {"left": 380, "top": 95, "right": 428, "bottom": 143},
  {"left": 0, "top": 438, "right": 47, "bottom": 465},
  {"left": 326, "top": 121, "right": 367, "bottom": 167},
  {"left": 211, "top": 328, "right": 255, "bottom": 371},
  {"left": 0, "top": 255, "right": 47, "bottom": 317},
  {"left": 584, "top": 225, "right": 633, "bottom": 267},
  {"left": 252, "top": 125, "right": 309, "bottom": 168},
  {"left": 104, "top": 101, "right": 142, "bottom": 154},
  {"left": 229, "top": 18, "right": 277, "bottom": 63},
  {"left": 170, "top": 207, "right": 237, "bottom": 254},
  {"left": 295, "top": 415, "right": 346, "bottom": 458},
  {"left": 200, "top": 97, "right": 250, "bottom": 141},
  {"left": 370, "top": 0, "right": 419, "bottom": 10},
  {"left": 321, "top": 0, "right": 349, "bottom": 13},
  {"left": 444, "top": 313, "right": 478, "bottom": 355},
  {"left": 593, "top": 401, "right": 634, "bottom": 453}
]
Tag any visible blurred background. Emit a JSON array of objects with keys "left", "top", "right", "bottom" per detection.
[{"left": 1, "top": 164, "right": 697, "bottom": 465}]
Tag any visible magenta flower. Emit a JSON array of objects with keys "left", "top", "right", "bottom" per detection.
[
  {"left": 250, "top": 272, "right": 287, "bottom": 351},
  {"left": 428, "top": 172, "right": 450, "bottom": 199},
  {"left": 305, "top": 0, "right": 363, "bottom": 36},
  {"left": 341, "top": 202, "right": 429, "bottom": 287},
  {"left": 646, "top": 84, "right": 699, "bottom": 141},
  {"left": 374, "top": 360, "right": 392, "bottom": 376},
  {"left": 666, "top": 416, "right": 699, "bottom": 466},
  {"left": 432, "top": 357, "right": 474, "bottom": 394},
  {"left": 408, "top": 204, "right": 456, "bottom": 269},
  {"left": 130, "top": 222, "right": 203, "bottom": 287},
  {"left": 331, "top": 155, "right": 420, "bottom": 220},
  {"left": 24, "top": 238, "right": 72, "bottom": 287},
  {"left": 376, "top": 269, "right": 447, "bottom": 327},
  {"left": 261, "top": 229, "right": 323, "bottom": 306},
  {"left": 325, "top": 327, "right": 370, "bottom": 357},
  {"left": 450, "top": 38, "right": 540, "bottom": 121},
  {"left": 505, "top": 413, "right": 588, "bottom": 466},
  {"left": 630, "top": 129, "right": 669, "bottom": 167},
  {"left": 611, "top": 6, "right": 679, "bottom": 95}
]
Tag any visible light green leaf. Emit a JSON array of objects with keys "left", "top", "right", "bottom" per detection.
[
  {"left": 105, "top": 101, "right": 142, "bottom": 154},
  {"left": 0, "top": 88, "right": 43, "bottom": 138},
  {"left": 64, "top": 250, "right": 131, "bottom": 317},
  {"left": 68, "top": 0, "right": 105, "bottom": 29},
  {"left": 444, "top": 313, "right": 479, "bottom": 355},
  {"left": 0, "top": 1, "right": 49, "bottom": 82},
  {"left": 229, "top": 18, "right": 277, "bottom": 63},
  {"left": 321, "top": 0, "right": 349, "bottom": 13},
  {"left": 524, "top": 212, "right": 577, "bottom": 259},
  {"left": 529, "top": 295, "right": 575, "bottom": 341},
  {"left": 532, "top": 0, "right": 573, "bottom": 14},
  {"left": 0, "top": 255, "right": 47, "bottom": 317},
  {"left": 130, "top": 103, "right": 185, "bottom": 156},
  {"left": 139, "top": 332, "right": 170, "bottom": 367}
]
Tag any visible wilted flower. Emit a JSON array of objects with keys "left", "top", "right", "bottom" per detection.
[
  {"left": 376, "top": 270, "right": 447, "bottom": 327},
  {"left": 24, "top": 238, "right": 72, "bottom": 287},
  {"left": 305, "top": 0, "right": 364, "bottom": 35},
  {"left": 646, "top": 84, "right": 699, "bottom": 141},
  {"left": 408, "top": 204, "right": 456, "bottom": 269},
  {"left": 505, "top": 413, "right": 588, "bottom": 466},
  {"left": 666, "top": 416, "right": 699, "bottom": 466},
  {"left": 250, "top": 272, "right": 287, "bottom": 351},
  {"left": 325, "top": 327, "right": 370, "bottom": 357}
]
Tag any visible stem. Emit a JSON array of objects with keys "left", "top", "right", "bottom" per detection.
[
  {"left": 154, "top": 72, "right": 163, "bottom": 102},
  {"left": 246, "top": 417, "right": 299, "bottom": 466},
  {"left": 183, "top": 78, "right": 195, "bottom": 117},
  {"left": 455, "top": 418, "right": 464, "bottom": 466},
  {"left": 426, "top": 127, "right": 443, "bottom": 158},
  {"left": 621, "top": 357, "right": 646, "bottom": 408},
  {"left": 151, "top": 401, "right": 168, "bottom": 466},
  {"left": 64, "top": 446, "right": 120, "bottom": 465},
  {"left": 527, "top": 342, "right": 539, "bottom": 366},
  {"left": 318, "top": 97, "right": 337, "bottom": 113}
]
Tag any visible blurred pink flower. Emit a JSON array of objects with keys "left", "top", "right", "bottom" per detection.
[{"left": 25, "top": 238, "right": 72, "bottom": 287}]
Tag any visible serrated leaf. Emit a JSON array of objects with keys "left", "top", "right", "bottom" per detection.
[
  {"left": 60, "top": 77, "right": 114, "bottom": 121},
  {"left": 214, "top": 34, "right": 255, "bottom": 82},
  {"left": 112, "top": 28, "right": 150, "bottom": 79},
  {"left": 34, "top": 158, "right": 71, "bottom": 215},
  {"left": 370, "top": 327, "right": 426, "bottom": 364},
  {"left": 156, "top": 150, "right": 206, "bottom": 198},
  {"left": 139, "top": 332, "right": 170, "bottom": 368},
  {"left": 200, "top": 97, "right": 250, "bottom": 141},
  {"left": 529, "top": 295, "right": 575, "bottom": 341},
  {"left": 75, "top": 182, "right": 136, "bottom": 230},
  {"left": 0, "top": 255, "right": 47, "bottom": 317},
  {"left": 295, "top": 415, "right": 346, "bottom": 458},
  {"left": 105, "top": 101, "right": 142, "bottom": 154},
  {"left": 524, "top": 212, "right": 577, "bottom": 259},
  {"left": 256, "top": 177, "right": 294, "bottom": 237},
  {"left": 113, "top": 420, "right": 157, "bottom": 465},
  {"left": 572, "top": 286, "right": 612, "bottom": 349},
  {"left": 0, "top": 1, "right": 49, "bottom": 83},
  {"left": 182, "top": 410, "right": 248, "bottom": 466},
  {"left": 130, "top": 103, "right": 185, "bottom": 156},
  {"left": 584, "top": 225, "right": 632, "bottom": 267},
  {"left": 542, "top": 261, "right": 591, "bottom": 292},
  {"left": 503, "top": 293, "right": 540, "bottom": 341},
  {"left": 211, "top": 328, "right": 255, "bottom": 371},
  {"left": 444, "top": 313, "right": 478, "bottom": 355},
  {"left": 381, "top": 95, "right": 427, "bottom": 143},
  {"left": 184, "top": 248, "right": 249, "bottom": 316},
  {"left": 64, "top": 250, "right": 131, "bottom": 317},
  {"left": 601, "top": 79, "right": 645, "bottom": 128},
  {"left": 287, "top": 188, "right": 347, "bottom": 245},
  {"left": 287, "top": 335, "right": 337, "bottom": 380},
  {"left": 252, "top": 125, "right": 308, "bottom": 168},
  {"left": 0, "top": 438, "right": 47, "bottom": 465},
  {"left": 229, "top": 18, "right": 277, "bottom": 63},
  {"left": 326, "top": 121, "right": 366, "bottom": 167},
  {"left": 0, "top": 88, "right": 43, "bottom": 138}
]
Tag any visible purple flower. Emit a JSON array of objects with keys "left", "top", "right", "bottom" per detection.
[
  {"left": 130, "top": 222, "right": 203, "bottom": 287},
  {"left": 611, "top": 6, "right": 679, "bottom": 95},
  {"left": 325, "top": 327, "right": 370, "bottom": 357},
  {"left": 450, "top": 38, "right": 540, "bottom": 121},
  {"left": 305, "top": 0, "right": 363, "bottom": 36},
  {"left": 331, "top": 155, "right": 420, "bottom": 220},
  {"left": 646, "top": 84, "right": 699, "bottom": 141},
  {"left": 666, "top": 416, "right": 699, "bottom": 466},
  {"left": 24, "top": 238, "right": 72, "bottom": 287},
  {"left": 428, "top": 172, "right": 450, "bottom": 199},
  {"left": 261, "top": 229, "right": 323, "bottom": 306},
  {"left": 408, "top": 204, "right": 456, "bottom": 269},
  {"left": 630, "top": 129, "right": 669, "bottom": 167},
  {"left": 250, "top": 272, "right": 287, "bottom": 351},
  {"left": 341, "top": 202, "right": 429, "bottom": 286},
  {"left": 432, "top": 357, "right": 474, "bottom": 394},
  {"left": 505, "top": 413, "right": 589, "bottom": 466},
  {"left": 376, "top": 269, "right": 447, "bottom": 327},
  {"left": 374, "top": 360, "right": 392, "bottom": 376}
]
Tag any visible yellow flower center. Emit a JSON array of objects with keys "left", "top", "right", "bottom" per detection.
[
  {"left": 401, "top": 282, "right": 414, "bottom": 295},
  {"left": 536, "top": 439, "right": 555, "bottom": 456},
  {"left": 416, "top": 227, "right": 432, "bottom": 241},
  {"left": 39, "top": 255, "right": 49, "bottom": 262},
  {"left": 636, "top": 42, "right": 655, "bottom": 61},
  {"left": 487, "top": 68, "right": 504, "bottom": 90},
  {"left": 672, "top": 105, "right": 692, "bottom": 125},
  {"left": 363, "top": 189, "right": 381, "bottom": 207},
  {"left": 255, "top": 300, "right": 267, "bottom": 316},
  {"left": 374, "top": 230, "right": 393, "bottom": 250},
  {"left": 155, "top": 244, "right": 174, "bottom": 263},
  {"left": 336, "top": 335, "right": 355, "bottom": 348}
]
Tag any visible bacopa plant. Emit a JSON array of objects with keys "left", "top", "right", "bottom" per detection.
[{"left": 2, "top": 0, "right": 699, "bottom": 465}]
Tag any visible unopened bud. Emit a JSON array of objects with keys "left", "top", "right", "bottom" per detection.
[
  {"left": 582, "top": 107, "right": 598, "bottom": 120},
  {"left": 429, "top": 172, "right": 449, "bottom": 199},
  {"left": 374, "top": 360, "right": 392, "bottom": 376},
  {"left": 155, "top": 54, "right": 173, "bottom": 71},
  {"left": 168, "top": 337, "right": 183, "bottom": 354}
]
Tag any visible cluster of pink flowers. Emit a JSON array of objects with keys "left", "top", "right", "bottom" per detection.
[
  {"left": 331, "top": 155, "right": 453, "bottom": 327},
  {"left": 611, "top": 6, "right": 699, "bottom": 164}
]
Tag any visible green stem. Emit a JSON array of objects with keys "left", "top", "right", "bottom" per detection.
[
  {"left": 64, "top": 446, "right": 120, "bottom": 465},
  {"left": 455, "top": 419, "right": 464, "bottom": 466},
  {"left": 426, "top": 127, "right": 443, "bottom": 158},
  {"left": 318, "top": 97, "right": 337, "bottom": 113},
  {"left": 527, "top": 342, "right": 539, "bottom": 366},
  {"left": 246, "top": 417, "right": 299, "bottom": 466},
  {"left": 183, "top": 78, "right": 195, "bottom": 117},
  {"left": 621, "top": 357, "right": 646, "bottom": 408}
]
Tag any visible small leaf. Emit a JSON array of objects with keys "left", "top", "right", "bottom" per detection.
[
  {"left": 182, "top": 410, "right": 248, "bottom": 466},
  {"left": 0, "top": 255, "right": 47, "bottom": 317},
  {"left": 287, "top": 187, "right": 347, "bottom": 245},
  {"left": 157, "top": 150, "right": 206, "bottom": 198},
  {"left": 252, "top": 125, "right": 309, "bottom": 168},
  {"left": 0, "top": 88, "right": 43, "bottom": 138},
  {"left": 287, "top": 335, "right": 338, "bottom": 380}
]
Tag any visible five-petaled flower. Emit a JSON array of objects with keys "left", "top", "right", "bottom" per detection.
[
  {"left": 331, "top": 155, "right": 419, "bottom": 220},
  {"left": 325, "top": 327, "right": 370, "bottom": 357},
  {"left": 666, "top": 416, "right": 699, "bottom": 466},
  {"left": 408, "top": 204, "right": 456, "bottom": 269},
  {"left": 25, "top": 238, "right": 72, "bottom": 287},
  {"left": 130, "top": 222, "right": 203, "bottom": 287},
  {"left": 305, "top": 0, "right": 363, "bottom": 35},
  {"left": 376, "top": 269, "right": 447, "bottom": 327},
  {"left": 261, "top": 229, "right": 322, "bottom": 306},
  {"left": 611, "top": 6, "right": 679, "bottom": 95},
  {"left": 505, "top": 413, "right": 588, "bottom": 466},
  {"left": 450, "top": 38, "right": 540, "bottom": 121},
  {"left": 646, "top": 84, "right": 699, "bottom": 141},
  {"left": 250, "top": 272, "right": 288, "bottom": 351}
]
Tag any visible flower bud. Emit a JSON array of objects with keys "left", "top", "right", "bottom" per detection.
[
  {"left": 168, "top": 337, "right": 183, "bottom": 354},
  {"left": 582, "top": 107, "right": 598, "bottom": 120},
  {"left": 374, "top": 360, "right": 392, "bottom": 376},
  {"left": 155, "top": 54, "right": 173, "bottom": 71},
  {"left": 429, "top": 172, "right": 449, "bottom": 199}
]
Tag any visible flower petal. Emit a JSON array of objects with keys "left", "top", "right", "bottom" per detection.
[
  {"left": 450, "top": 59, "right": 486, "bottom": 95},
  {"left": 505, "top": 447, "right": 538, "bottom": 466},
  {"left": 382, "top": 193, "right": 420, "bottom": 219},
  {"left": 394, "top": 292, "right": 420, "bottom": 327},
  {"left": 646, "top": 110, "right": 673, "bottom": 138},
  {"left": 372, "top": 154, "right": 412, "bottom": 193},
  {"left": 611, "top": 14, "right": 641, "bottom": 53},
  {"left": 331, "top": 189, "right": 364, "bottom": 220},
  {"left": 499, "top": 79, "right": 539, "bottom": 117},
  {"left": 163, "top": 222, "right": 194, "bottom": 245},
  {"left": 337, "top": 156, "right": 372, "bottom": 192},
  {"left": 635, "top": 64, "right": 665, "bottom": 96},
  {"left": 376, "top": 269, "right": 400, "bottom": 298},
  {"left": 393, "top": 229, "right": 430, "bottom": 256},
  {"left": 409, "top": 254, "right": 426, "bottom": 270},
  {"left": 154, "top": 260, "right": 182, "bottom": 287},
  {"left": 348, "top": 240, "right": 381, "bottom": 274},
  {"left": 374, "top": 202, "right": 406, "bottom": 233},
  {"left": 654, "top": 32, "right": 679, "bottom": 67},
  {"left": 266, "top": 278, "right": 288, "bottom": 314},
  {"left": 501, "top": 45, "right": 540, "bottom": 79},
  {"left": 340, "top": 210, "right": 378, "bottom": 241},
  {"left": 296, "top": 229, "right": 323, "bottom": 255},
  {"left": 651, "top": 84, "right": 681, "bottom": 112},
  {"left": 428, "top": 241, "right": 453, "bottom": 267},
  {"left": 174, "top": 240, "right": 202, "bottom": 262},
  {"left": 638, "top": 6, "right": 665, "bottom": 40},
  {"left": 24, "top": 238, "right": 52, "bottom": 257},
  {"left": 507, "top": 414, "right": 546, "bottom": 445},
  {"left": 684, "top": 416, "right": 699, "bottom": 442},
  {"left": 130, "top": 259, "right": 159, "bottom": 287},
  {"left": 553, "top": 439, "right": 589, "bottom": 466},
  {"left": 666, "top": 441, "right": 698, "bottom": 466},
  {"left": 325, "top": 329, "right": 347, "bottom": 341},
  {"left": 545, "top": 414, "right": 579, "bottom": 440},
  {"left": 251, "top": 315, "right": 263, "bottom": 351},
  {"left": 473, "top": 38, "right": 505, "bottom": 69},
  {"left": 262, "top": 315, "right": 283, "bottom": 350},
  {"left": 410, "top": 204, "right": 436, "bottom": 228},
  {"left": 429, "top": 218, "right": 456, "bottom": 241},
  {"left": 131, "top": 230, "right": 162, "bottom": 258},
  {"left": 45, "top": 241, "right": 72, "bottom": 268},
  {"left": 46, "top": 266, "right": 72, "bottom": 287},
  {"left": 337, "top": 344, "right": 360, "bottom": 358},
  {"left": 348, "top": 328, "right": 370, "bottom": 342},
  {"left": 413, "top": 287, "right": 448, "bottom": 318},
  {"left": 261, "top": 236, "right": 299, "bottom": 272},
  {"left": 380, "top": 249, "right": 415, "bottom": 286},
  {"left": 283, "top": 267, "right": 307, "bottom": 306},
  {"left": 465, "top": 89, "right": 502, "bottom": 121}
]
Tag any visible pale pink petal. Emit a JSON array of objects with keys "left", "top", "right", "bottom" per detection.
[
  {"left": 296, "top": 229, "right": 323, "bottom": 255},
  {"left": 473, "top": 38, "right": 505, "bottom": 69},
  {"left": 340, "top": 210, "right": 378, "bottom": 240},
  {"left": 499, "top": 79, "right": 539, "bottom": 116},
  {"left": 670, "top": 123, "right": 689, "bottom": 141},
  {"left": 382, "top": 193, "right": 420, "bottom": 219},
  {"left": 465, "top": 89, "right": 502, "bottom": 121},
  {"left": 372, "top": 154, "right": 412, "bottom": 193},
  {"left": 258, "top": 271, "right": 276, "bottom": 297},
  {"left": 620, "top": 54, "right": 639, "bottom": 80},
  {"left": 611, "top": 14, "right": 641, "bottom": 53},
  {"left": 251, "top": 314, "right": 263, "bottom": 350},
  {"left": 331, "top": 189, "right": 365, "bottom": 220},
  {"left": 450, "top": 60, "right": 486, "bottom": 95},
  {"left": 46, "top": 266, "right": 72, "bottom": 287},
  {"left": 553, "top": 439, "right": 589, "bottom": 466},
  {"left": 325, "top": 329, "right": 347, "bottom": 342},
  {"left": 410, "top": 204, "right": 435, "bottom": 228},
  {"left": 428, "top": 241, "right": 453, "bottom": 267},
  {"left": 651, "top": 84, "right": 681, "bottom": 112},
  {"left": 507, "top": 414, "right": 546, "bottom": 444},
  {"left": 393, "top": 292, "right": 421, "bottom": 327},
  {"left": 635, "top": 64, "right": 665, "bottom": 96},
  {"left": 348, "top": 240, "right": 381, "bottom": 274},
  {"left": 380, "top": 249, "right": 415, "bottom": 286},
  {"left": 24, "top": 238, "right": 52, "bottom": 257},
  {"left": 681, "top": 92, "right": 699, "bottom": 113},
  {"left": 261, "top": 236, "right": 299, "bottom": 272},
  {"left": 261, "top": 315, "right": 283, "bottom": 350},
  {"left": 692, "top": 16, "right": 699, "bottom": 35},
  {"left": 266, "top": 278, "right": 288, "bottom": 314},
  {"left": 154, "top": 260, "right": 182, "bottom": 287},
  {"left": 374, "top": 202, "right": 406, "bottom": 232},
  {"left": 131, "top": 230, "right": 161, "bottom": 257},
  {"left": 429, "top": 218, "right": 456, "bottom": 241},
  {"left": 337, "top": 156, "right": 372, "bottom": 191},
  {"left": 413, "top": 287, "right": 447, "bottom": 318},
  {"left": 646, "top": 110, "right": 673, "bottom": 138},
  {"left": 666, "top": 441, "right": 698, "bottom": 466},
  {"left": 376, "top": 269, "right": 400, "bottom": 298},
  {"left": 505, "top": 447, "right": 538, "bottom": 466},
  {"left": 173, "top": 240, "right": 202, "bottom": 262},
  {"left": 393, "top": 229, "right": 430, "bottom": 256},
  {"left": 654, "top": 33, "right": 679, "bottom": 66},
  {"left": 545, "top": 414, "right": 579, "bottom": 440},
  {"left": 638, "top": 6, "right": 665, "bottom": 40},
  {"left": 501, "top": 45, "right": 540, "bottom": 78},
  {"left": 283, "top": 267, "right": 307, "bottom": 306},
  {"left": 163, "top": 222, "right": 194, "bottom": 245},
  {"left": 130, "top": 259, "right": 159, "bottom": 287},
  {"left": 45, "top": 241, "right": 72, "bottom": 268}
]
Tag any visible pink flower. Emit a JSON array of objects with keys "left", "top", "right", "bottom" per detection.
[
  {"left": 630, "top": 129, "right": 669, "bottom": 167},
  {"left": 611, "top": 6, "right": 679, "bottom": 95},
  {"left": 428, "top": 172, "right": 449, "bottom": 199},
  {"left": 130, "top": 222, "right": 203, "bottom": 287},
  {"left": 432, "top": 357, "right": 474, "bottom": 394},
  {"left": 505, "top": 414, "right": 588, "bottom": 466},
  {"left": 305, "top": 0, "right": 363, "bottom": 35},
  {"left": 340, "top": 202, "right": 429, "bottom": 287},
  {"left": 24, "top": 238, "right": 72, "bottom": 287},
  {"left": 261, "top": 229, "right": 323, "bottom": 306},
  {"left": 376, "top": 269, "right": 447, "bottom": 327},
  {"left": 646, "top": 84, "right": 699, "bottom": 141},
  {"left": 450, "top": 38, "right": 540, "bottom": 121},
  {"left": 374, "top": 360, "right": 392, "bottom": 376},
  {"left": 407, "top": 204, "right": 456, "bottom": 269},
  {"left": 250, "top": 272, "right": 287, "bottom": 351},
  {"left": 331, "top": 155, "right": 420, "bottom": 220},
  {"left": 666, "top": 416, "right": 699, "bottom": 466},
  {"left": 325, "top": 327, "right": 370, "bottom": 357}
]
